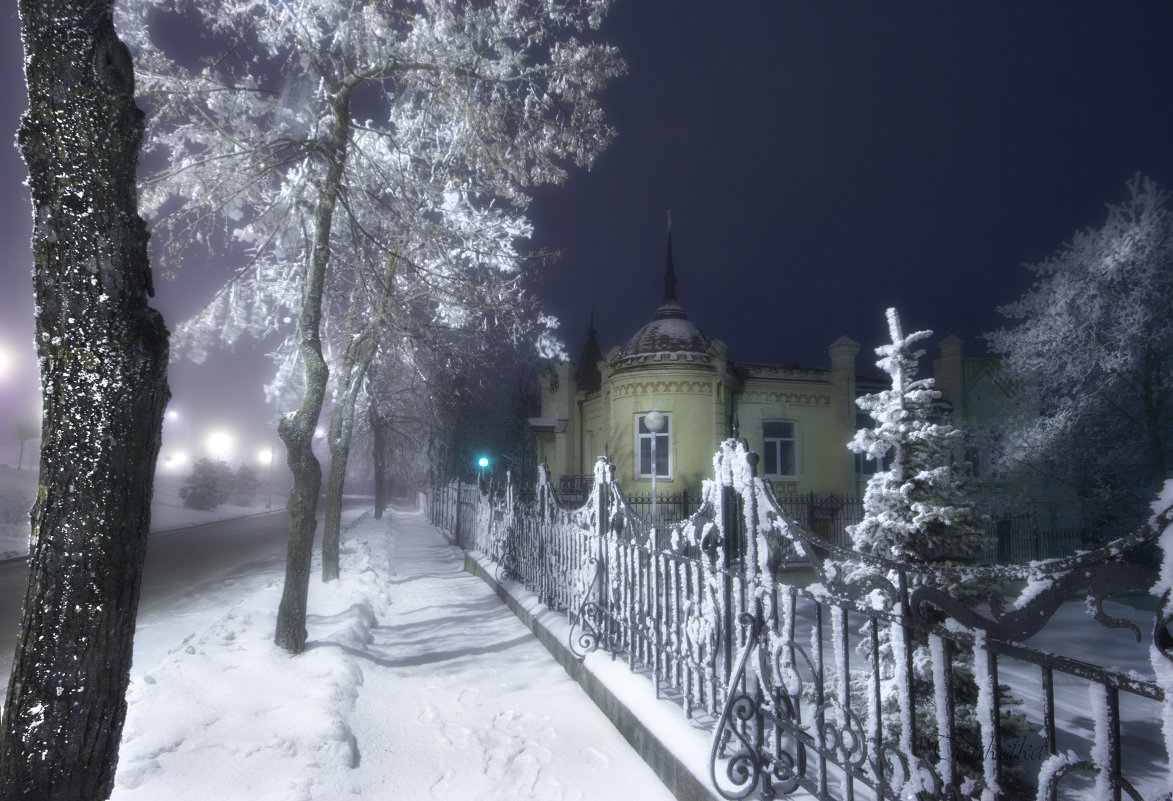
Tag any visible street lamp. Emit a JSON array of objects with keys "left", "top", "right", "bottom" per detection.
[
  {"left": 478, "top": 456, "right": 489, "bottom": 487},
  {"left": 258, "top": 446, "right": 276, "bottom": 509},
  {"left": 206, "top": 429, "right": 234, "bottom": 462},
  {"left": 644, "top": 410, "right": 665, "bottom": 529}
]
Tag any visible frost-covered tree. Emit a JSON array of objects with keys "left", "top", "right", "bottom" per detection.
[
  {"left": 0, "top": 1, "right": 169, "bottom": 797},
  {"left": 118, "top": 0, "right": 623, "bottom": 652},
  {"left": 849, "top": 307, "right": 986, "bottom": 573},
  {"left": 308, "top": 222, "right": 565, "bottom": 580},
  {"left": 848, "top": 308, "right": 1026, "bottom": 785},
  {"left": 986, "top": 175, "right": 1173, "bottom": 533}
]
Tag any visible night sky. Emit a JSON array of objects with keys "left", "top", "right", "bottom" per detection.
[{"left": 1, "top": 2, "right": 1172, "bottom": 460}]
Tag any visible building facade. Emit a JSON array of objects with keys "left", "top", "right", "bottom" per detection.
[{"left": 530, "top": 233, "right": 1008, "bottom": 504}]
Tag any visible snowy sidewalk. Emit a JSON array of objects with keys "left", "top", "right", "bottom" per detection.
[{"left": 111, "top": 506, "right": 678, "bottom": 801}]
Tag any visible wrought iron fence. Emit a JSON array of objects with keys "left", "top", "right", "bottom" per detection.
[
  {"left": 427, "top": 446, "right": 1173, "bottom": 801},
  {"left": 773, "top": 493, "right": 1108, "bottom": 567}
]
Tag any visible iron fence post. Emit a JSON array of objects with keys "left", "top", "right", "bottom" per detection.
[
  {"left": 454, "top": 480, "right": 463, "bottom": 545},
  {"left": 721, "top": 482, "right": 738, "bottom": 686}
]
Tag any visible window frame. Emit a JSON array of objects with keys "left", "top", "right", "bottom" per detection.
[
  {"left": 636, "top": 413, "right": 672, "bottom": 479},
  {"left": 762, "top": 419, "right": 797, "bottom": 480}
]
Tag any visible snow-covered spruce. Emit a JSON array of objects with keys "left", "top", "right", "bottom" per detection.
[{"left": 847, "top": 307, "right": 1027, "bottom": 788}]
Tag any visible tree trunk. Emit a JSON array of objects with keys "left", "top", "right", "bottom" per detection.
[
  {"left": 322, "top": 334, "right": 375, "bottom": 582},
  {"left": 0, "top": 3, "right": 170, "bottom": 798},
  {"left": 273, "top": 89, "right": 353, "bottom": 654},
  {"left": 370, "top": 396, "right": 388, "bottom": 519}
]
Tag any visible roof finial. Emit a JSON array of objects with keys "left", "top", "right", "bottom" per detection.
[
  {"left": 652, "top": 213, "right": 686, "bottom": 321},
  {"left": 663, "top": 215, "right": 678, "bottom": 306}
]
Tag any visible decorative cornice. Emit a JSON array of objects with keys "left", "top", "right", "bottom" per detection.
[
  {"left": 736, "top": 390, "right": 830, "bottom": 406},
  {"left": 613, "top": 380, "right": 713, "bottom": 397}
]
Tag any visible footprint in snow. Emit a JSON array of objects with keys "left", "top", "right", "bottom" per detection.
[
  {"left": 428, "top": 768, "right": 454, "bottom": 798},
  {"left": 437, "top": 721, "right": 473, "bottom": 750},
  {"left": 581, "top": 746, "right": 610, "bottom": 771}
]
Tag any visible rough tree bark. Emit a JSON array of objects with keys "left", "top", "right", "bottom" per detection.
[
  {"left": 273, "top": 87, "right": 353, "bottom": 653},
  {"left": 370, "top": 394, "right": 388, "bottom": 520},
  {"left": 0, "top": 2, "right": 169, "bottom": 798},
  {"left": 321, "top": 328, "right": 376, "bottom": 582}
]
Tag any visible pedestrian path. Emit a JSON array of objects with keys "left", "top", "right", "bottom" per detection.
[
  {"left": 342, "top": 506, "right": 678, "bottom": 800},
  {"left": 111, "top": 506, "right": 680, "bottom": 801}
]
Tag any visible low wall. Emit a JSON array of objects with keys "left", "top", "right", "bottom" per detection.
[{"left": 463, "top": 551, "right": 721, "bottom": 801}]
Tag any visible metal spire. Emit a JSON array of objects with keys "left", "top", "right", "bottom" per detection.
[{"left": 654, "top": 210, "right": 685, "bottom": 320}]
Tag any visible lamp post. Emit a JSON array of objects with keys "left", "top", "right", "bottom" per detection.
[
  {"left": 644, "top": 410, "right": 665, "bottom": 529},
  {"left": 260, "top": 446, "right": 275, "bottom": 509},
  {"left": 478, "top": 456, "right": 489, "bottom": 489}
]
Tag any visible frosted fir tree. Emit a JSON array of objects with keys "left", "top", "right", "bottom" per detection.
[
  {"left": 849, "top": 307, "right": 986, "bottom": 580},
  {"left": 847, "top": 308, "right": 1025, "bottom": 789}
]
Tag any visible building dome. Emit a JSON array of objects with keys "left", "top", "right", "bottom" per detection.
[
  {"left": 616, "top": 229, "right": 712, "bottom": 366},
  {"left": 620, "top": 314, "right": 711, "bottom": 362}
]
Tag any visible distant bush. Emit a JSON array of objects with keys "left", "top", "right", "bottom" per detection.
[
  {"left": 231, "top": 463, "right": 262, "bottom": 506},
  {"left": 179, "top": 458, "right": 235, "bottom": 510}
]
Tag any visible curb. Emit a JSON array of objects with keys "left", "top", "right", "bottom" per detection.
[{"left": 463, "top": 552, "right": 721, "bottom": 801}]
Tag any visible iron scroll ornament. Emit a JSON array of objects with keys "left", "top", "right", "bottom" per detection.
[
  {"left": 709, "top": 612, "right": 807, "bottom": 800},
  {"left": 568, "top": 555, "right": 605, "bottom": 659}
]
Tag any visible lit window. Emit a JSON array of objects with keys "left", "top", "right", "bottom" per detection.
[
  {"left": 637, "top": 414, "right": 671, "bottom": 478},
  {"left": 762, "top": 420, "right": 796, "bottom": 479}
]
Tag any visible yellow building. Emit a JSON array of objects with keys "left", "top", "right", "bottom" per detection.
[{"left": 530, "top": 232, "right": 1007, "bottom": 504}]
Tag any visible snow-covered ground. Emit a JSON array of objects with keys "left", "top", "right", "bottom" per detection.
[
  {"left": 110, "top": 507, "right": 678, "bottom": 801},
  {"left": 2, "top": 454, "right": 1167, "bottom": 799}
]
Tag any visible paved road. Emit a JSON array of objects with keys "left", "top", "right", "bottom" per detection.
[{"left": 0, "top": 501, "right": 368, "bottom": 689}]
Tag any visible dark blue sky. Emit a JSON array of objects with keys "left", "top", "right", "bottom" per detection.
[
  {"left": 527, "top": 1, "right": 1173, "bottom": 371},
  {"left": 1, "top": 1, "right": 1172, "bottom": 452}
]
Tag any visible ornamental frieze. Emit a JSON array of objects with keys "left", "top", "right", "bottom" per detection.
[
  {"left": 613, "top": 380, "right": 714, "bottom": 397},
  {"left": 736, "top": 390, "right": 830, "bottom": 406}
]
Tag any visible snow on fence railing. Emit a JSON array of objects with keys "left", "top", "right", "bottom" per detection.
[{"left": 426, "top": 445, "right": 1173, "bottom": 801}]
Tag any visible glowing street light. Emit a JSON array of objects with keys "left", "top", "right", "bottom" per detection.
[
  {"left": 258, "top": 448, "right": 273, "bottom": 465},
  {"left": 206, "top": 429, "right": 234, "bottom": 461}
]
